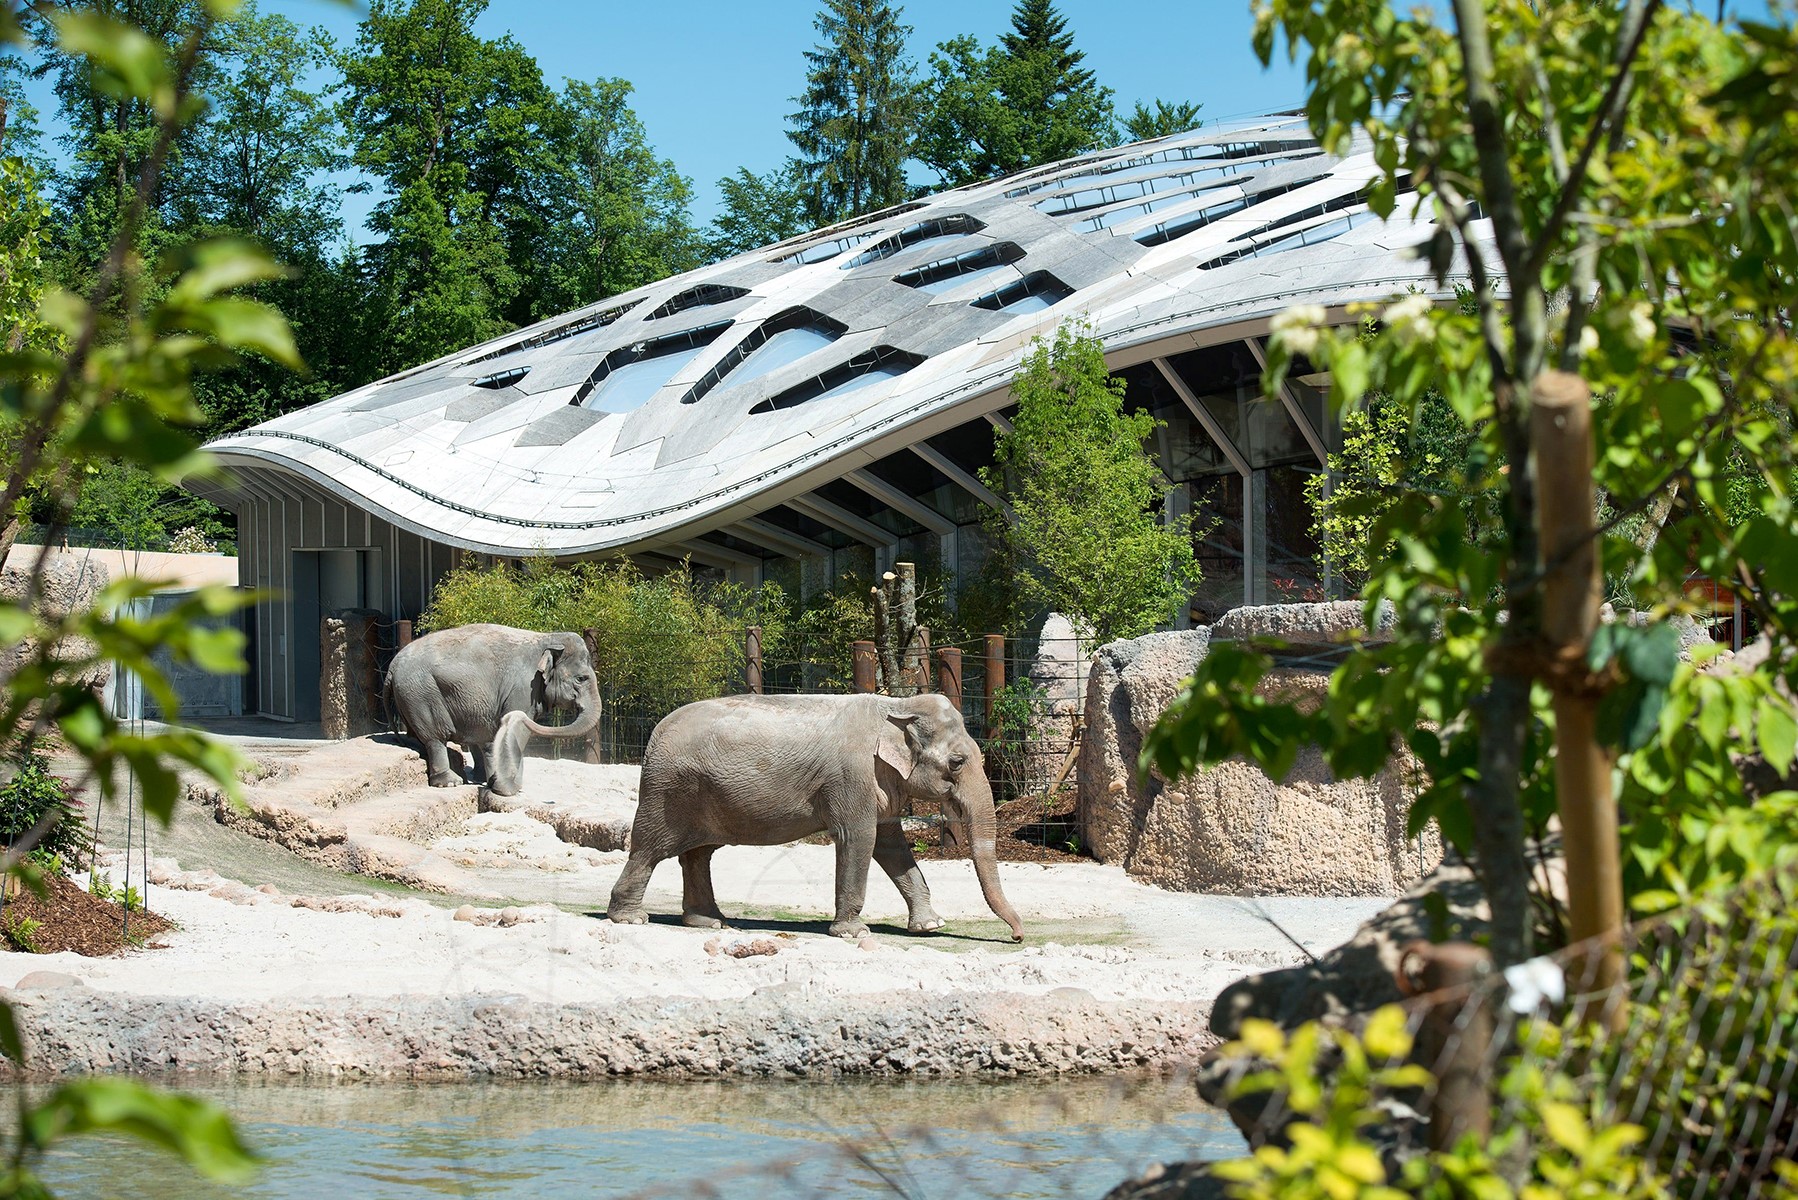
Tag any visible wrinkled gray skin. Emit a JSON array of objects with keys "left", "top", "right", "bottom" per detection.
[
  {"left": 608, "top": 692, "right": 1025, "bottom": 942},
  {"left": 383, "top": 624, "right": 600, "bottom": 796}
]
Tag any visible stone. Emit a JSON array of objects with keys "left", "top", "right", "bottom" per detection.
[
  {"left": 497, "top": 907, "right": 524, "bottom": 928},
  {"left": 452, "top": 905, "right": 478, "bottom": 923},
  {"left": 1027, "top": 612, "right": 1092, "bottom": 787},
  {"left": 1078, "top": 619, "right": 1440, "bottom": 897},
  {"left": 1212, "top": 599, "right": 1395, "bottom": 646},
  {"left": 0, "top": 555, "right": 112, "bottom": 691},
  {"left": 12, "top": 971, "right": 85, "bottom": 991}
]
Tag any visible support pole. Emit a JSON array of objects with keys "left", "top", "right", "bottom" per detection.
[
  {"left": 984, "top": 635, "right": 1005, "bottom": 731},
  {"left": 851, "top": 640, "right": 879, "bottom": 693},
  {"left": 1532, "top": 370, "right": 1624, "bottom": 1020},
  {"left": 745, "top": 626, "right": 764, "bottom": 695},
  {"left": 936, "top": 647, "right": 962, "bottom": 713},
  {"left": 396, "top": 618, "right": 413, "bottom": 649}
]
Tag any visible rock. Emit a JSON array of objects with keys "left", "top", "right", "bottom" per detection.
[
  {"left": 1078, "top": 621, "right": 1440, "bottom": 897},
  {"left": 452, "top": 905, "right": 479, "bottom": 923},
  {"left": 856, "top": 934, "right": 878, "bottom": 953},
  {"left": 0, "top": 555, "right": 112, "bottom": 691},
  {"left": 256, "top": 884, "right": 281, "bottom": 896},
  {"left": 12, "top": 971, "right": 85, "bottom": 991},
  {"left": 724, "top": 938, "right": 779, "bottom": 959},
  {"left": 1212, "top": 600, "right": 1395, "bottom": 647},
  {"left": 1102, "top": 1161, "right": 1230, "bottom": 1200},
  {"left": 497, "top": 907, "right": 524, "bottom": 928},
  {"left": 1027, "top": 613, "right": 1092, "bottom": 787},
  {"left": 1204, "top": 860, "right": 1488, "bottom": 1040},
  {"left": 703, "top": 937, "right": 722, "bottom": 956}
]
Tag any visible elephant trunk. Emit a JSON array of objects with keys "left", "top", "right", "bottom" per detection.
[
  {"left": 959, "top": 767, "right": 1024, "bottom": 942},
  {"left": 510, "top": 673, "right": 603, "bottom": 741}
]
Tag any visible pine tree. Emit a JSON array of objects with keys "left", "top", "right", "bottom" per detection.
[
  {"left": 914, "top": 0, "right": 1116, "bottom": 187},
  {"left": 786, "top": 0, "right": 916, "bottom": 227},
  {"left": 1123, "top": 99, "right": 1203, "bottom": 141}
]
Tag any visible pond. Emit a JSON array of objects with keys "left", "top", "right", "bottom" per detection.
[{"left": 30, "top": 1075, "right": 1242, "bottom": 1199}]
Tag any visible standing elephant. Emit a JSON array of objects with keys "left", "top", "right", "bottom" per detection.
[
  {"left": 607, "top": 692, "right": 1025, "bottom": 942},
  {"left": 384, "top": 623, "right": 601, "bottom": 796}
]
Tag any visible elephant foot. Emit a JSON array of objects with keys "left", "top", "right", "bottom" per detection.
[
  {"left": 829, "top": 918, "right": 870, "bottom": 940},
  {"left": 607, "top": 908, "right": 649, "bottom": 925},
  {"left": 907, "top": 915, "right": 945, "bottom": 934},
  {"left": 681, "top": 912, "right": 726, "bottom": 929},
  {"left": 427, "top": 771, "right": 460, "bottom": 788}
]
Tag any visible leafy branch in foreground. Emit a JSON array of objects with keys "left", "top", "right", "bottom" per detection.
[{"left": 1147, "top": 3, "right": 1798, "bottom": 964}]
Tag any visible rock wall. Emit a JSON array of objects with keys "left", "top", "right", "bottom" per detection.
[
  {"left": 0, "top": 555, "right": 113, "bottom": 694},
  {"left": 1078, "top": 602, "right": 1440, "bottom": 897}
]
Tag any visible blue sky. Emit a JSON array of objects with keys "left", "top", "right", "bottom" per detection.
[{"left": 265, "top": 0, "right": 1316, "bottom": 235}]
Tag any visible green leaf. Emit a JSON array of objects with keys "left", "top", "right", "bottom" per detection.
[
  {"left": 163, "top": 238, "right": 290, "bottom": 302},
  {"left": 1757, "top": 698, "right": 1797, "bottom": 775},
  {"left": 23, "top": 1079, "right": 260, "bottom": 1182},
  {"left": 51, "top": 11, "right": 174, "bottom": 113}
]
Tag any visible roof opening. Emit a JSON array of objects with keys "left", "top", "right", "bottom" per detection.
[
  {"left": 970, "top": 271, "right": 1074, "bottom": 314},
  {"left": 461, "top": 298, "right": 640, "bottom": 366},
  {"left": 750, "top": 346, "right": 924, "bottom": 413},
  {"left": 681, "top": 307, "right": 848, "bottom": 405},
  {"left": 893, "top": 242, "right": 1026, "bottom": 293},
  {"left": 647, "top": 284, "right": 750, "bottom": 321},
  {"left": 571, "top": 321, "right": 733, "bottom": 413},
  {"left": 472, "top": 365, "right": 530, "bottom": 389},
  {"left": 841, "top": 213, "right": 985, "bottom": 270},
  {"left": 765, "top": 202, "right": 927, "bottom": 265}
]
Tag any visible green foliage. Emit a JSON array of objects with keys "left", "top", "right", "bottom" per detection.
[
  {"left": 0, "top": 755, "right": 83, "bottom": 866},
  {"left": 982, "top": 678, "right": 1050, "bottom": 802},
  {"left": 913, "top": 0, "right": 1116, "bottom": 187},
  {"left": 707, "top": 164, "right": 809, "bottom": 260},
  {"left": 1150, "top": 2, "right": 1798, "bottom": 964},
  {"left": 787, "top": 0, "right": 916, "bottom": 226},
  {"left": 0, "top": 914, "right": 43, "bottom": 954},
  {"left": 985, "top": 320, "right": 1199, "bottom": 645},
  {"left": 1121, "top": 98, "right": 1203, "bottom": 141}
]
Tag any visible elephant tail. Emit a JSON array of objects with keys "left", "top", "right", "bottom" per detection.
[{"left": 381, "top": 666, "right": 400, "bottom": 734}]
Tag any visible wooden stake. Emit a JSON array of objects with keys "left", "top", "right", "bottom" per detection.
[{"left": 1531, "top": 370, "right": 1624, "bottom": 1020}]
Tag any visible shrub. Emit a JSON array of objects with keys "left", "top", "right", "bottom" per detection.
[{"left": 0, "top": 753, "right": 85, "bottom": 869}]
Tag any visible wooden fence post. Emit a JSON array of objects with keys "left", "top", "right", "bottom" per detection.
[
  {"left": 745, "top": 626, "right": 764, "bottom": 694},
  {"left": 396, "top": 618, "right": 413, "bottom": 649},
  {"left": 851, "top": 640, "right": 878, "bottom": 693},
  {"left": 935, "top": 647, "right": 963, "bottom": 714},
  {"left": 1533, "top": 370, "right": 1625, "bottom": 1019},
  {"left": 983, "top": 634, "right": 1005, "bottom": 730}
]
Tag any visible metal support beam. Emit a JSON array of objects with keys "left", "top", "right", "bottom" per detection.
[
  {"left": 1245, "top": 337, "right": 1329, "bottom": 467},
  {"left": 1152, "top": 357, "right": 1253, "bottom": 478},
  {"left": 984, "top": 411, "right": 1013, "bottom": 433},
  {"left": 842, "top": 469, "right": 956, "bottom": 536},
  {"left": 911, "top": 443, "right": 1011, "bottom": 518},
  {"left": 787, "top": 493, "right": 895, "bottom": 549},
  {"left": 730, "top": 518, "right": 830, "bottom": 560},
  {"left": 670, "top": 539, "right": 763, "bottom": 571}
]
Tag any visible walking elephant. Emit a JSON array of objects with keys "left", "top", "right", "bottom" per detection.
[
  {"left": 607, "top": 692, "right": 1025, "bottom": 942},
  {"left": 383, "top": 623, "right": 601, "bottom": 796}
]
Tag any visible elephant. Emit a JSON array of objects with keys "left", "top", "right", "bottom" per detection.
[
  {"left": 383, "top": 623, "right": 601, "bottom": 796},
  {"left": 607, "top": 691, "right": 1025, "bottom": 942}
]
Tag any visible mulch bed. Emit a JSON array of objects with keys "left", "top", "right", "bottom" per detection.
[
  {"left": 912, "top": 787, "right": 1090, "bottom": 864},
  {"left": 0, "top": 872, "right": 171, "bottom": 956}
]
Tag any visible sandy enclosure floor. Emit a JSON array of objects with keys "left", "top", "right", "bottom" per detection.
[{"left": 0, "top": 743, "right": 1386, "bottom": 1079}]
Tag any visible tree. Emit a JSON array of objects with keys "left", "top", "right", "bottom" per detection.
[
  {"left": 984, "top": 321, "right": 1199, "bottom": 644},
  {"left": 338, "top": 0, "right": 555, "bottom": 369},
  {"left": 1122, "top": 98, "right": 1203, "bottom": 141},
  {"left": 528, "top": 78, "right": 702, "bottom": 316},
  {"left": 913, "top": 0, "right": 1115, "bottom": 187},
  {"left": 1147, "top": 3, "right": 1798, "bottom": 967},
  {"left": 786, "top": 0, "right": 916, "bottom": 226},
  {"left": 706, "top": 164, "right": 808, "bottom": 260}
]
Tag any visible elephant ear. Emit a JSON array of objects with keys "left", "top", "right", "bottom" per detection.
[
  {"left": 536, "top": 642, "right": 563, "bottom": 678},
  {"left": 877, "top": 712, "right": 918, "bottom": 779}
]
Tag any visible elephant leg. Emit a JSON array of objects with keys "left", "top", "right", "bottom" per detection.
[
  {"left": 679, "top": 846, "right": 727, "bottom": 928},
  {"left": 472, "top": 744, "right": 491, "bottom": 786},
  {"left": 607, "top": 846, "right": 662, "bottom": 924},
  {"left": 873, "top": 821, "right": 944, "bottom": 934},
  {"left": 828, "top": 820, "right": 876, "bottom": 940},
  {"left": 423, "top": 739, "right": 459, "bottom": 788}
]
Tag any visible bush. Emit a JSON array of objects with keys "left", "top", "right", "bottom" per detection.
[{"left": 0, "top": 753, "right": 85, "bottom": 869}]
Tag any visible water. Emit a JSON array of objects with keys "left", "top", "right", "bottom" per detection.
[{"left": 29, "top": 1076, "right": 1242, "bottom": 1199}]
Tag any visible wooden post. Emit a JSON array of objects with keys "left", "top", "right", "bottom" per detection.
[
  {"left": 983, "top": 634, "right": 1005, "bottom": 730},
  {"left": 745, "top": 626, "right": 764, "bottom": 694},
  {"left": 906, "top": 625, "right": 932, "bottom": 694},
  {"left": 396, "top": 618, "right": 413, "bottom": 649},
  {"left": 851, "top": 640, "right": 879, "bottom": 693},
  {"left": 1398, "top": 941, "right": 1495, "bottom": 1152},
  {"left": 936, "top": 647, "right": 962, "bottom": 713},
  {"left": 1532, "top": 371, "right": 1624, "bottom": 1019}
]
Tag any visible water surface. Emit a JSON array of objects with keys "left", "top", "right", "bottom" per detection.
[{"left": 33, "top": 1075, "right": 1242, "bottom": 1199}]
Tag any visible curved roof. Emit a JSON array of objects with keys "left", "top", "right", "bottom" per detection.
[{"left": 203, "top": 114, "right": 1461, "bottom": 557}]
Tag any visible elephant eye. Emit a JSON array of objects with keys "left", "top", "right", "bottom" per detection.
[{"left": 948, "top": 753, "right": 968, "bottom": 773}]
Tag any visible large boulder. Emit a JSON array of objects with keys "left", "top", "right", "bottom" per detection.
[
  {"left": 1077, "top": 605, "right": 1440, "bottom": 896},
  {"left": 0, "top": 553, "right": 112, "bottom": 693}
]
